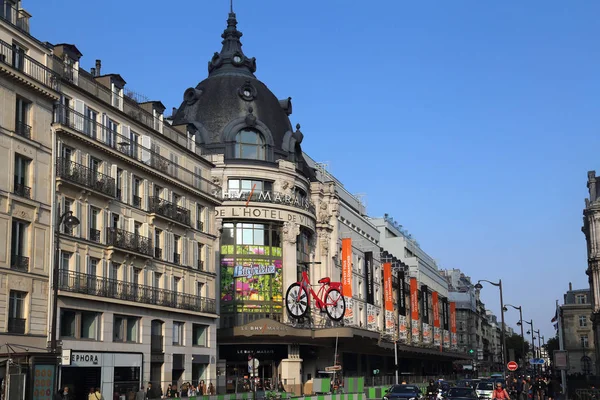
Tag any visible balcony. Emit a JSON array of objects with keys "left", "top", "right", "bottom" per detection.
[
  {"left": 89, "top": 228, "right": 101, "bottom": 243},
  {"left": 154, "top": 247, "right": 162, "bottom": 259},
  {"left": 8, "top": 317, "right": 25, "bottom": 334},
  {"left": 15, "top": 120, "right": 31, "bottom": 139},
  {"left": 0, "top": 39, "right": 59, "bottom": 91},
  {"left": 107, "top": 228, "right": 152, "bottom": 257},
  {"left": 173, "top": 253, "right": 181, "bottom": 265},
  {"left": 53, "top": 105, "right": 220, "bottom": 200},
  {"left": 132, "top": 195, "right": 142, "bottom": 208},
  {"left": 10, "top": 254, "right": 29, "bottom": 272},
  {"left": 151, "top": 334, "right": 163, "bottom": 353},
  {"left": 148, "top": 196, "right": 191, "bottom": 226},
  {"left": 13, "top": 182, "right": 31, "bottom": 199},
  {"left": 56, "top": 158, "right": 117, "bottom": 198},
  {"left": 58, "top": 271, "right": 217, "bottom": 314}
]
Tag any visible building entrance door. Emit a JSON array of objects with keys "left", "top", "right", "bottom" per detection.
[{"left": 61, "top": 367, "right": 101, "bottom": 400}]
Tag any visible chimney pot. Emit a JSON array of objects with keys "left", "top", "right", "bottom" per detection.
[
  {"left": 95, "top": 59, "right": 101, "bottom": 76},
  {"left": 90, "top": 67, "right": 96, "bottom": 76},
  {"left": 172, "top": 107, "right": 177, "bottom": 117},
  {"left": 569, "top": 282, "right": 573, "bottom": 291}
]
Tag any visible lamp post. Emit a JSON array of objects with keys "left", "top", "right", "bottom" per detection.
[
  {"left": 475, "top": 279, "right": 507, "bottom": 374},
  {"left": 50, "top": 210, "right": 80, "bottom": 388},
  {"left": 504, "top": 304, "right": 525, "bottom": 366}
]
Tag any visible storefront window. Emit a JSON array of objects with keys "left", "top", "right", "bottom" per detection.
[
  {"left": 220, "top": 222, "right": 283, "bottom": 320},
  {"left": 296, "top": 229, "right": 311, "bottom": 281},
  {"left": 113, "top": 367, "right": 141, "bottom": 399}
]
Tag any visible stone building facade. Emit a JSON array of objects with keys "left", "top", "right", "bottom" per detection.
[{"left": 560, "top": 284, "right": 595, "bottom": 375}]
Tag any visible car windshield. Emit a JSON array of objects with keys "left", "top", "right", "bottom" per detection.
[
  {"left": 448, "top": 388, "right": 476, "bottom": 398},
  {"left": 390, "top": 386, "right": 418, "bottom": 394},
  {"left": 477, "top": 382, "right": 494, "bottom": 390}
]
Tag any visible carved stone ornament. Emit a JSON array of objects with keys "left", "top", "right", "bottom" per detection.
[
  {"left": 318, "top": 202, "right": 330, "bottom": 224},
  {"left": 282, "top": 221, "right": 300, "bottom": 244},
  {"left": 318, "top": 230, "right": 331, "bottom": 255},
  {"left": 215, "top": 218, "right": 223, "bottom": 238}
]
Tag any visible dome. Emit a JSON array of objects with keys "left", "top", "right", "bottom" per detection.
[{"left": 173, "top": 11, "right": 314, "bottom": 180}]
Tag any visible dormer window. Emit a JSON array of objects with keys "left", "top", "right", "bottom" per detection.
[{"left": 235, "top": 129, "right": 265, "bottom": 160}]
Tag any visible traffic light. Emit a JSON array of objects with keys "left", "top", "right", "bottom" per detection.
[
  {"left": 469, "top": 349, "right": 475, "bottom": 355},
  {"left": 373, "top": 369, "right": 380, "bottom": 375}
]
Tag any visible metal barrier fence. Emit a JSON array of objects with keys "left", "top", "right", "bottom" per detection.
[
  {"left": 575, "top": 389, "right": 600, "bottom": 400},
  {"left": 144, "top": 379, "right": 297, "bottom": 398},
  {"left": 361, "top": 375, "right": 456, "bottom": 387}
]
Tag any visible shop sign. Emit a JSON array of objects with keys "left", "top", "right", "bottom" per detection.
[
  {"left": 237, "top": 349, "right": 275, "bottom": 356},
  {"left": 233, "top": 265, "right": 276, "bottom": 278},
  {"left": 216, "top": 206, "right": 315, "bottom": 231},
  {"left": 216, "top": 190, "right": 314, "bottom": 212},
  {"left": 71, "top": 352, "right": 102, "bottom": 366},
  {"left": 239, "top": 321, "right": 289, "bottom": 334}
]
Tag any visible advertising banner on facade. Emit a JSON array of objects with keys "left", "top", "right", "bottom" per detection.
[
  {"left": 443, "top": 330, "right": 450, "bottom": 349},
  {"left": 398, "top": 315, "right": 408, "bottom": 342},
  {"left": 342, "top": 238, "right": 353, "bottom": 325},
  {"left": 367, "top": 303, "right": 377, "bottom": 331},
  {"left": 383, "top": 262, "right": 395, "bottom": 337},
  {"left": 365, "top": 251, "right": 374, "bottom": 304},
  {"left": 432, "top": 291, "right": 441, "bottom": 347},
  {"left": 422, "top": 323, "right": 432, "bottom": 345},
  {"left": 421, "top": 284, "right": 429, "bottom": 321},
  {"left": 450, "top": 301, "right": 457, "bottom": 349},
  {"left": 410, "top": 277, "right": 420, "bottom": 344},
  {"left": 398, "top": 270, "right": 406, "bottom": 316}
]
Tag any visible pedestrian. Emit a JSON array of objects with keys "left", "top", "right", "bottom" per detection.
[
  {"left": 136, "top": 386, "right": 146, "bottom": 400},
  {"left": 492, "top": 382, "right": 510, "bottom": 400},
  {"left": 277, "top": 381, "right": 285, "bottom": 393},
  {"left": 89, "top": 387, "right": 97, "bottom": 400},
  {"left": 198, "top": 381, "right": 205, "bottom": 396},
  {"left": 207, "top": 383, "right": 215, "bottom": 395},
  {"left": 166, "top": 385, "right": 173, "bottom": 398},
  {"left": 62, "top": 386, "right": 72, "bottom": 400},
  {"left": 95, "top": 387, "right": 105, "bottom": 400}
]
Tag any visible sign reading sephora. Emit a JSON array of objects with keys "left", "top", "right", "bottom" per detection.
[
  {"left": 365, "top": 252, "right": 374, "bottom": 304},
  {"left": 233, "top": 265, "right": 276, "bottom": 278}
]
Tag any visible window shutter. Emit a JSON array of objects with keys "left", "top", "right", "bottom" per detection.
[
  {"left": 111, "top": 164, "right": 118, "bottom": 181},
  {"left": 129, "top": 172, "right": 134, "bottom": 205},
  {"left": 75, "top": 200, "right": 82, "bottom": 237},
  {"left": 122, "top": 125, "right": 131, "bottom": 142},
  {"left": 206, "top": 245, "right": 212, "bottom": 273},
  {"left": 194, "top": 166, "right": 202, "bottom": 190},
  {"left": 74, "top": 99, "right": 85, "bottom": 131},
  {"left": 204, "top": 206, "right": 209, "bottom": 234},
  {"left": 122, "top": 170, "right": 129, "bottom": 203},
  {"left": 143, "top": 180, "right": 149, "bottom": 210},
  {"left": 57, "top": 141, "right": 63, "bottom": 163},
  {"left": 140, "top": 136, "right": 151, "bottom": 164},
  {"left": 101, "top": 113, "right": 108, "bottom": 144},
  {"left": 101, "top": 259, "right": 107, "bottom": 278},
  {"left": 75, "top": 148, "right": 82, "bottom": 165},
  {"left": 192, "top": 240, "right": 198, "bottom": 269},
  {"left": 75, "top": 252, "right": 81, "bottom": 274},
  {"left": 85, "top": 255, "right": 90, "bottom": 275},
  {"left": 182, "top": 237, "right": 188, "bottom": 267},
  {"left": 168, "top": 232, "right": 174, "bottom": 263}
]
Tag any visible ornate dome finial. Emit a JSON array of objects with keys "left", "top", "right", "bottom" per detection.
[{"left": 207, "top": 7, "right": 257, "bottom": 78}]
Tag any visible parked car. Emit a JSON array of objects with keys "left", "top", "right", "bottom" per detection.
[
  {"left": 443, "top": 387, "right": 478, "bottom": 400},
  {"left": 475, "top": 381, "right": 494, "bottom": 400},
  {"left": 383, "top": 385, "right": 422, "bottom": 400}
]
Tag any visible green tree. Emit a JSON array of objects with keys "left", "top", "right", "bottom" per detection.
[
  {"left": 545, "top": 336, "right": 560, "bottom": 359},
  {"left": 506, "top": 334, "right": 530, "bottom": 362}
]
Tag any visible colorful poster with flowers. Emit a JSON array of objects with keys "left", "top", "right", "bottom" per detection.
[
  {"left": 398, "top": 315, "right": 408, "bottom": 342},
  {"left": 422, "top": 323, "right": 432, "bottom": 345},
  {"left": 367, "top": 304, "right": 377, "bottom": 331},
  {"left": 411, "top": 319, "right": 420, "bottom": 344}
]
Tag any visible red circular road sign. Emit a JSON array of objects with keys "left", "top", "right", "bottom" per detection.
[{"left": 507, "top": 361, "right": 518, "bottom": 371}]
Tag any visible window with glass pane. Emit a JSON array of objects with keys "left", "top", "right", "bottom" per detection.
[
  {"left": 9, "top": 290, "right": 25, "bottom": 319},
  {"left": 192, "top": 324, "right": 207, "bottom": 346},
  {"left": 60, "top": 252, "right": 71, "bottom": 284},
  {"left": 11, "top": 219, "right": 27, "bottom": 258},
  {"left": 173, "top": 321, "right": 184, "bottom": 345},
  {"left": 127, "top": 317, "right": 139, "bottom": 342},
  {"left": 81, "top": 312, "right": 98, "bottom": 339},
  {"left": 15, "top": 96, "right": 30, "bottom": 125},
  {"left": 60, "top": 310, "right": 76, "bottom": 337},
  {"left": 234, "top": 129, "right": 266, "bottom": 160},
  {"left": 108, "top": 119, "right": 118, "bottom": 148},
  {"left": 580, "top": 316, "right": 587, "bottom": 327},
  {"left": 14, "top": 154, "right": 29, "bottom": 192},
  {"left": 581, "top": 335, "right": 589, "bottom": 348},
  {"left": 113, "top": 316, "right": 124, "bottom": 341},
  {"left": 63, "top": 198, "right": 73, "bottom": 234},
  {"left": 84, "top": 107, "right": 98, "bottom": 137},
  {"left": 227, "top": 179, "right": 272, "bottom": 197},
  {"left": 61, "top": 146, "right": 73, "bottom": 161},
  {"left": 90, "top": 157, "right": 100, "bottom": 176}
]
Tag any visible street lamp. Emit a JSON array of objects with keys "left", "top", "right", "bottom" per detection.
[
  {"left": 504, "top": 304, "right": 525, "bottom": 366},
  {"left": 50, "top": 211, "right": 80, "bottom": 387},
  {"left": 524, "top": 319, "right": 536, "bottom": 378},
  {"left": 475, "top": 279, "right": 507, "bottom": 373}
]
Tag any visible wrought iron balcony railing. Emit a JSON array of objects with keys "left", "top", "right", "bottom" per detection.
[
  {"left": 58, "top": 271, "right": 217, "bottom": 314},
  {"left": 89, "top": 228, "right": 101, "bottom": 243},
  {"left": 8, "top": 317, "right": 26, "bottom": 334},
  {"left": 154, "top": 247, "right": 162, "bottom": 259},
  {"left": 52, "top": 105, "right": 220, "bottom": 200},
  {"left": 10, "top": 254, "right": 29, "bottom": 272},
  {"left": 56, "top": 158, "right": 117, "bottom": 197},
  {"left": 151, "top": 334, "right": 163, "bottom": 353},
  {"left": 0, "top": 1, "right": 30, "bottom": 32},
  {"left": 15, "top": 120, "right": 31, "bottom": 139},
  {"left": 148, "top": 196, "right": 191, "bottom": 226},
  {"left": 0, "top": 39, "right": 59, "bottom": 91},
  {"left": 13, "top": 182, "right": 31, "bottom": 199},
  {"left": 106, "top": 227, "right": 152, "bottom": 256}
]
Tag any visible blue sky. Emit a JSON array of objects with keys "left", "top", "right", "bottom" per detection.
[{"left": 28, "top": 0, "right": 600, "bottom": 340}]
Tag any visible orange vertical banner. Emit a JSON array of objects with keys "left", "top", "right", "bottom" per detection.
[
  {"left": 341, "top": 238, "right": 352, "bottom": 297},
  {"left": 410, "top": 278, "right": 419, "bottom": 320},
  {"left": 383, "top": 263, "right": 393, "bottom": 312},
  {"left": 432, "top": 292, "right": 440, "bottom": 328}
]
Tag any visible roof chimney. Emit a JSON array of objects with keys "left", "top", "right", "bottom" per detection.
[
  {"left": 90, "top": 67, "right": 96, "bottom": 76},
  {"left": 172, "top": 107, "right": 177, "bottom": 118},
  {"left": 95, "top": 59, "right": 101, "bottom": 76},
  {"left": 569, "top": 282, "right": 573, "bottom": 291}
]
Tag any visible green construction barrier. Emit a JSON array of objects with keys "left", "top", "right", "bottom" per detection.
[
  {"left": 291, "top": 394, "right": 366, "bottom": 400},
  {"left": 345, "top": 378, "right": 364, "bottom": 394}
]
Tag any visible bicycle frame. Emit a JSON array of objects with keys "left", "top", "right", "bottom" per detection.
[{"left": 297, "top": 270, "right": 342, "bottom": 310}]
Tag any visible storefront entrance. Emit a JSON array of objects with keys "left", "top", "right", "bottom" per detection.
[
  {"left": 61, "top": 367, "right": 101, "bottom": 399},
  {"left": 219, "top": 345, "right": 288, "bottom": 393}
]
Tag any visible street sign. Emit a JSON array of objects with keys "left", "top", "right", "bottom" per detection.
[
  {"left": 554, "top": 350, "right": 569, "bottom": 370},
  {"left": 507, "top": 361, "right": 518, "bottom": 371},
  {"left": 325, "top": 365, "right": 342, "bottom": 372},
  {"left": 529, "top": 358, "right": 545, "bottom": 365},
  {"left": 248, "top": 358, "right": 260, "bottom": 373}
]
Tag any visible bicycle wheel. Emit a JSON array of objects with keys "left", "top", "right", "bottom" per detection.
[
  {"left": 325, "top": 288, "right": 345, "bottom": 321},
  {"left": 285, "top": 283, "right": 308, "bottom": 319}
]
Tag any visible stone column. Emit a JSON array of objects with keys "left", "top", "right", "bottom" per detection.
[
  {"left": 280, "top": 344, "right": 303, "bottom": 395},
  {"left": 282, "top": 222, "right": 300, "bottom": 322}
]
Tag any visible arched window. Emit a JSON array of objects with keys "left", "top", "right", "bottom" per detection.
[
  {"left": 235, "top": 129, "right": 265, "bottom": 160},
  {"left": 582, "top": 356, "right": 592, "bottom": 375}
]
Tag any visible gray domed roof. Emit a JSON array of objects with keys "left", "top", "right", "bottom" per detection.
[{"left": 172, "top": 11, "right": 315, "bottom": 180}]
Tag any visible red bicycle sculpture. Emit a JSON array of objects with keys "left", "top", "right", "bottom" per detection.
[{"left": 285, "top": 266, "right": 346, "bottom": 321}]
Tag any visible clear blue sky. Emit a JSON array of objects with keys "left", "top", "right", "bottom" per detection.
[{"left": 28, "top": 0, "right": 600, "bottom": 341}]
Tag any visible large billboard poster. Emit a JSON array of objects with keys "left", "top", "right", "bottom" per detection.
[
  {"left": 383, "top": 262, "right": 395, "bottom": 337},
  {"left": 367, "top": 303, "right": 377, "bottom": 331},
  {"left": 410, "top": 277, "right": 420, "bottom": 344},
  {"left": 398, "top": 315, "right": 408, "bottom": 342},
  {"left": 432, "top": 291, "right": 441, "bottom": 348},
  {"left": 422, "top": 323, "right": 432, "bottom": 345},
  {"left": 450, "top": 301, "right": 458, "bottom": 349},
  {"left": 398, "top": 270, "right": 406, "bottom": 315},
  {"left": 365, "top": 251, "right": 374, "bottom": 304},
  {"left": 342, "top": 238, "right": 353, "bottom": 325}
]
